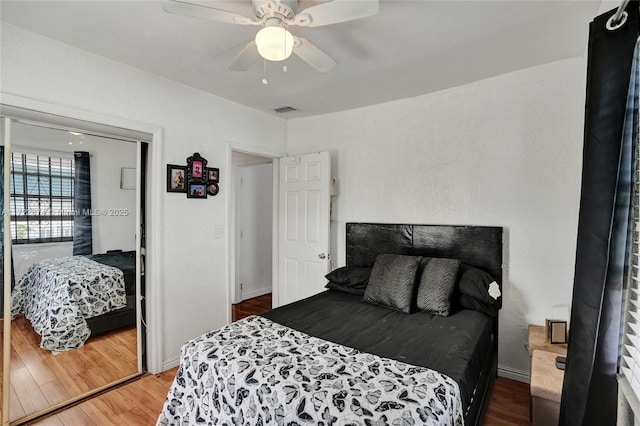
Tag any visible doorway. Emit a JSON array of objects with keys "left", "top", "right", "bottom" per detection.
[{"left": 231, "top": 151, "right": 273, "bottom": 315}]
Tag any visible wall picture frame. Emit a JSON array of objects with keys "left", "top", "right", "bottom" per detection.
[
  {"left": 207, "top": 182, "right": 219, "bottom": 196},
  {"left": 550, "top": 320, "right": 568, "bottom": 344},
  {"left": 192, "top": 160, "right": 203, "bottom": 178},
  {"left": 207, "top": 167, "right": 219, "bottom": 182},
  {"left": 167, "top": 164, "right": 187, "bottom": 193},
  {"left": 187, "top": 183, "right": 207, "bottom": 199},
  {"left": 120, "top": 167, "right": 136, "bottom": 190},
  {"left": 187, "top": 152, "right": 208, "bottom": 184}
]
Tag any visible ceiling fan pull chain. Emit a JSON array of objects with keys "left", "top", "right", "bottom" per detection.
[{"left": 262, "top": 59, "right": 269, "bottom": 85}]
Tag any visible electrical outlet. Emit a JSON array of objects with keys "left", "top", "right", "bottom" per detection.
[{"left": 215, "top": 225, "right": 224, "bottom": 238}]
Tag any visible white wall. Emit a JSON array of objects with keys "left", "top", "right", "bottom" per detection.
[
  {"left": 286, "top": 56, "right": 587, "bottom": 379},
  {"left": 235, "top": 163, "right": 273, "bottom": 301},
  {"left": 1, "top": 23, "right": 287, "bottom": 370},
  {"left": 84, "top": 136, "right": 138, "bottom": 253}
]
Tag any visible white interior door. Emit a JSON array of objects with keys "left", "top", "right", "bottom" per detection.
[{"left": 277, "top": 152, "right": 331, "bottom": 306}]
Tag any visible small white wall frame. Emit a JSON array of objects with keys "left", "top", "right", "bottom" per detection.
[{"left": 121, "top": 167, "right": 137, "bottom": 190}]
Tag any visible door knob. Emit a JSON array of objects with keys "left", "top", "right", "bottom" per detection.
[{"left": 318, "top": 253, "right": 327, "bottom": 259}]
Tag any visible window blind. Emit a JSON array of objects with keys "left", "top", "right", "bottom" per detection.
[
  {"left": 622, "top": 158, "right": 640, "bottom": 408},
  {"left": 9, "top": 152, "right": 75, "bottom": 244}
]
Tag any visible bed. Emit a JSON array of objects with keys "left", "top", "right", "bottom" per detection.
[
  {"left": 10, "top": 250, "right": 137, "bottom": 352},
  {"left": 158, "top": 223, "right": 503, "bottom": 425}
]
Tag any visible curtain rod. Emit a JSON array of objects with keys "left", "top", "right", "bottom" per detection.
[{"left": 613, "top": 0, "right": 630, "bottom": 24}]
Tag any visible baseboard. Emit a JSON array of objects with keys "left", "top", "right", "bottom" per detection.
[
  {"left": 241, "top": 287, "right": 271, "bottom": 301},
  {"left": 162, "top": 357, "right": 180, "bottom": 372},
  {"left": 498, "top": 364, "right": 530, "bottom": 383}
]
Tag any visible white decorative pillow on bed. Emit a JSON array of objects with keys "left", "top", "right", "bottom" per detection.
[
  {"left": 362, "top": 253, "right": 421, "bottom": 314},
  {"left": 416, "top": 257, "right": 461, "bottom": 316}
]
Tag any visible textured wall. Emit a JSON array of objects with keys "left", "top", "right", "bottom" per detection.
[{"left": 286, "top": 57, "right": 587, "bottom": 380}]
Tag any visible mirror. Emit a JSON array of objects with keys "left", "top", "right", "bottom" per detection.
[{"left": 4, "top": 120, "right": 142, "bottom": 423}]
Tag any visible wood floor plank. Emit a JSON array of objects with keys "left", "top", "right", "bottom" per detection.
[
  {"left": 9, "top": 383, "right": 27, "bottom": 421},
  {"left": 115, "top": 406, "right": 157, "bottom": 426},
  {"left": 40, "top": 379, "right": 73, "bottom": 406},
  {"left": 55, "top": 404, "right": 98, "bottom": 426},
  {"left": 93, "top": 386, "right": 138, "bottom": 416},
  {"left": 115, "top": 382, "right": 163, "bottom": 420},
  {"left": 10, "top": 367, "right": 51, "bottom": 418},
  {"left": 30, "top": 415, "right": 65, "bottom": 426},
  {"left": 77, "top": 398, "right": 129, "bottom": 426},
  {"left": 485, "top": 376, "right": 531, "bottom": 425}
]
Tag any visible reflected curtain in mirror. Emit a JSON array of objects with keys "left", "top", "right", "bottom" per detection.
[
  {"left": 0, "top": 146, "right": 16, "bottom": 309},
  {"left": 560, "top": 6, "right": 639, "bottom": 425},
  {"left": 73, "top": 151, "right": 92, "bottom": 255}
]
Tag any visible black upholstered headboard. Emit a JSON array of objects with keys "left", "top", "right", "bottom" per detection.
[{"left": 345, "top": 223, "right": 503, "bottom": 288}]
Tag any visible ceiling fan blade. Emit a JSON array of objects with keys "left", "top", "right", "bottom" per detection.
[
  {"left": 228, "top": 41, "right": 260, "bottom": 71},
  {"left": 293, "top": 37, "right": 337, "bottom": 73},
  {"left": 162, "top": 1, "right": 260, "bottom": 26},
  {"left": 292, "top": 0, "right": 379, "bottom": 27}
]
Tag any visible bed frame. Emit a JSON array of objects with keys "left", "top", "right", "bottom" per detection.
[{"left": 345, "top": 223, "right": 503, "bottom": 426}]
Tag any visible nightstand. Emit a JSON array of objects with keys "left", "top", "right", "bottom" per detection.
[{"left": 528, "top": 325, "right": 567, "bottom": 426}]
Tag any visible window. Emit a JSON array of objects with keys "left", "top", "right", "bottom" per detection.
[
  {"left": 9, "top": 152, "right": 75, "bottom": 244},
  {"left": 620, "top": 154, "right": 640, "bottom": 415}
]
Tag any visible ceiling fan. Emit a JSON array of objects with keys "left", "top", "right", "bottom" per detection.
[{"left": 162, "top": 0, "right": 379, "bottom": 73}]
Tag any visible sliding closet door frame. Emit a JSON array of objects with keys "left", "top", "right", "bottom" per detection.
[
  {"left": 0, "top": 94, "right": 165, "bottom": 386},
  {"left": 135, "top": 140, "right": 143, "bottom": 373},
  {"left": 3, "top": 117, "right": 13, "bottom": 426}
]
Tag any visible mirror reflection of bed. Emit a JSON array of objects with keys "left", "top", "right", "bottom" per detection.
[{"left": 5, "top": 121, "right": 140, "bottom": 423}]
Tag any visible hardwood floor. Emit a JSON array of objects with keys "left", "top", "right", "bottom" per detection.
[
  {"left": 231, "top": 293, "right": 272, "bottom": 322},
  {"left": 30, "top": 294, "right": 531, "bottom": 425},
  {"left": 6, "top": 316, "right": 137, "bottom": 423},
  {"left": 485, "top": 377, "right": 531, "bottom": 425}
]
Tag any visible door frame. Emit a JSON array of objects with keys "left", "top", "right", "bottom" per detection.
[{"left": 226, "top": 142, "right": 285, "bottom": 323}]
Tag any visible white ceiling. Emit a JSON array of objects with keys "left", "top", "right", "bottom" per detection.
[{"left": 0, "top": 0, "right": 603, "bottom": 118}]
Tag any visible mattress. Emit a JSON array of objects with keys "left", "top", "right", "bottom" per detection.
[
  {"left": 261, "top": 289, "right": 494, "bottom": 411},
  {"left": 85, "top": 250, "right": 136, "bottom": 295}
]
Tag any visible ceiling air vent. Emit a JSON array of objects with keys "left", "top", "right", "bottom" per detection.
[{"left": 274, "top": 106, "right": 297, "bottom": 113}]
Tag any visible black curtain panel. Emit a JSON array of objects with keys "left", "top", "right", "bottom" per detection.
[
  {"left": 73, "top": 151, "right": 93, "bottom": 255},
  {"left": 0, "top": 146, "right": 15, "bottom": 310},
  {"left": 560, "top": 5, "right": 640, "bottom": 426}
]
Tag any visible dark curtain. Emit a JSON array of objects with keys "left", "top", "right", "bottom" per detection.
[
  {"left": 0, "top": 146, "right": 15, "bottom": 310},
  {"left": 560, "top": 5, "right": 640, "bottom": 426},
  {"left": 73, "top": 151, "right": 93, "bottom": 255}
]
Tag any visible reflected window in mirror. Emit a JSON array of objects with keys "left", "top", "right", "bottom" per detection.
[{"left": 9, "top": 151, "right": 75, "bottom": 244}]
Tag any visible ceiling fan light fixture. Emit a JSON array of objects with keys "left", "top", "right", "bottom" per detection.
[{"left": 255, "top": 25, "right": 294, "bottom": 61}]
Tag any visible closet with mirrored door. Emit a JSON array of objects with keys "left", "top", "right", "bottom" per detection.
[{"left": 1, "top": 108, "right": 149, "bottom": 425}]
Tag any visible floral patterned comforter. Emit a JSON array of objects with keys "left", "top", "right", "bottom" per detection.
[
  {"left": 158, "top": 316, "right": 463, "bottom": 426},
  {"left": 11, "top": 256, "right": 127, "bottom": 352}
]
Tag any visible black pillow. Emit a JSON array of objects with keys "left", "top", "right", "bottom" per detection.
[
  {"left": 325, "top": 266, "right": 372, "bottom": 286},
  {"left": 362, "top": 254, "right": 421, "bottom": 314},
  {"left": 458, "top": 263, "right": 502, "bottom": 309},
  {"left": 325, "top": 281, "right": 367, "bottom": 295},
  {"left": 460, "top": 294, "right": 499, "bottom": 317},
  {"left": 415, "top": 258, "right": 460, "bottom": 316}
]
